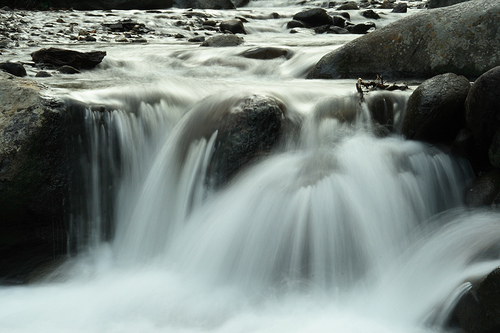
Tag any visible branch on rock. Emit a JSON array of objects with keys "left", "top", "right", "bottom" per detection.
[{"left": 356, "top": 75, "right": 409, "bottom": 97}]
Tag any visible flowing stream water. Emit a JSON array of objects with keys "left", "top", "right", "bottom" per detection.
[{"left": 1, "top": 1, "right": 500, "bottom": 332}]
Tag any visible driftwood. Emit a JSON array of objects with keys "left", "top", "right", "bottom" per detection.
[{"left": 356, "top": 75, "right": 409, "bottom": 101}]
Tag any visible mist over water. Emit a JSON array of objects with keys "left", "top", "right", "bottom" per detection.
[{"left": 1, "top": 1, "right": 500, "bottom": 332}]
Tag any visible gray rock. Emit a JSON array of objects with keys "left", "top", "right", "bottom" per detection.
[
  {"left": 428, "top": 0, "right": 471, "bottom": 8},
  {"left": 391, "top": 2, "right": 407, "bottom": 13},
  {"left": 220, "top": 19, "right": 246, "bottom": 34},
  {"left": 292, "top": 8, "right": 333, "bottom": 28},
  {"left": 200, "top": 34, "right": 244, "bottom": 47},
  {"left": 402, "top": 73, "right": 470, "bottom": 143},
  {"left": 0, "top": 62, "right": 26, "bottom": 77},
  {"left": 307, "top": 0, "right": 500, "bottom": 80},
  {"left": 35, "top": 71, "right": 52, "bottom": 77},
  {"left": 465, "top": 66, "right": 500, "bottom": 155},
  {"left": 0, "top": 72, "right": 68, "bottom": 283}
]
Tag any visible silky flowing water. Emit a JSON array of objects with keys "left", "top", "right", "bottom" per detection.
[{"left": 1, "top": 1, "right": 500, "bottom": 332}]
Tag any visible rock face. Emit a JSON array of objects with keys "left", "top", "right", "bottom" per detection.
[
  {"left": 402, "top": 73, "right": 470, "bottom": 143},
  {"left": 175, "top": 0, "right": 235, "bottom": 9},
  {"left": 307, "top": 0, "right": 500, "bottom": 80},
  {"left": 177, "top": 94, "right": 285, "bottom": 188},
  {"left": 0, "top": 72, "right": 68, "bottom": 283},
  {"left": 451, "top": 267, "right": 500, "bottom": 333},
  {"left": 465, "top": 66, "right": 500, "bottom": 154},
  {"left": 31, "top": 48, "right": 106, "bottom": 70}
]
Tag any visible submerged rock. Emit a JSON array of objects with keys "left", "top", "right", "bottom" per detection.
[
  {"left": 238, "top": 47, "right": 292, "bottom": 60},
  {"left": 177, "top": 94, "right": 285, "bottom": 188},
  {"left": 307, "top": 0, "right": 500, "bottom": 80},
  {"left": 31, "top": 48, "right": 106, "bottom": 70},
  {"left": 402, "top": 73, "right": 470, "bottom": 143},
  {"left": 0, "top": 72, "right": 68, "bottom": 283}
]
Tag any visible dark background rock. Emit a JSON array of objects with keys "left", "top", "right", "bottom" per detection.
[
  {"left": 0, "top": 0, "right": 174, "bottom": 10},
  {"left": 0, "top": 72, "right": 68, "bottom": 284},
  {"left": 175, "top": 0, "right": 235, "bottom": 9},
  {"left": 32, "top": 48, "right": 106, "bottom": 70},
  {"left": 402, "top": 73, "right": 470, "bottom": 143},
  {"left": 465, "top": 66, "right": 500, "bottom": 155},
  {"left": 464, "top": 170, "right": 500, "bottom": 208},
  {"left": 307, "top": 0, "right": 500, "bottom": 80},
  {"left": 361, "top": 10, "right": 380, "bottom": 20},
  {"left": 391, "top": 2, "right": 407, "bottom": 13},
  {"left": 337, "top": 1, "right": 359, "bottom": 10}
]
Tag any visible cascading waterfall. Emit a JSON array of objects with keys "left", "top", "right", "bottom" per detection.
[{"left": 3, "top": 86, "right": 497, "bottom": 333}]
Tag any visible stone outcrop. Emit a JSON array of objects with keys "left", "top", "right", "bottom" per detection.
[
  {"left": 0, "top": 72, "right": 68, "bottom": 283},
  {"left": 307, "top": 0, "right": 500, "bottom": 80}
]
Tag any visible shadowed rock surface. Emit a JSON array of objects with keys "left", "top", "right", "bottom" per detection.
[{"left": 31, "top": 48, "right": 106, "bottom": 70}]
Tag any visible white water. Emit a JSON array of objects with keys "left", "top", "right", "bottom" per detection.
[{"left": 1, "top": 1, "right": 500, "bottom": 332}]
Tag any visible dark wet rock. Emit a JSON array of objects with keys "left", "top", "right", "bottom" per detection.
[
  {"left": 465, "top": 66, "right": 500, "bottom": 155},
  {"left": 489, "top": 130, "right": 500, "bottom": 169},
  {"left": 428, "top": 0, "right": 471, "bottom": 8},
  {"left": 200, "top": 34, "right": 244, "bottom": 47},
  {"left": 391, "top": 2, "right": 407, "bottom": 13},
  {"left": 287, "top": 20, "right": 306, "bottom": 29},
  {"left": 451, "top": 128, "right": 475, "bottom": 159},
  {"left": 175, "top": 0, "right": 235, "bottom": 9},
  {"left": 361, "top": 9, "right": 380, "bottom": 19},
  {"left": 378, "top": 0, "right": 395, "bottom": 9},
  {"left": 0, "top": 72, "right": 68, "bottom": 283},
  {"left": 332, "top": 15, "right": 347, "bottom": 28},
  {"left": 346, "top": 22, "right": 376, "bottom": 34},
  {"left": 292, "top": 8, "right": 333, "bottom": 28},
  {"left": 238, "top": 47, "right": 293, "bottom": 60},
  {"left": 0, "top": 62, "right": 26, "bottom": 77},
  {"left": 220, "top": 19, "right": 246, "bottom": 34},
  {"left": 176, "top": 94, "right": 285, "bottom": 188},
  {"left": 31, "top": 48, "right": 106, "bottom": 70},
  {"left": 464, "top": 170, "right": 500, "bottom": 207},
  {"left": 402, "top": 73, "right": 470, "bottom": 143},
  {"left": 337, "top": 1, "right": 359, "bottom": 10},
  {"left": 451, "top": 267, "right": 500, "bottom": 332},
  {"left": 58, "top": 65, "right": 81, "bottom": 74},
  {"left": 325, "top": 26, "right": 349, "bottom": 34},
  {"left": 35, "top": 71, "right": 52, "bottom": 78},
  {"left": 307, "top": 0, "right": 500, "bottom": 80}
]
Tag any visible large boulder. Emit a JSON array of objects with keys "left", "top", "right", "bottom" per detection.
[
  {"left": 307, "top": 0, "right": 500, "bottom": 80},
  {"left": 465, "top": 66, "right": 500, "bottom": 155},
  {"left": 0, "top": 72, "right": 68, "bottom": 283},
  {"left": 428, "top": 0, "right": 471, "bottom": 8},
  {"left": 31, "top": 48, "right": 106, "bottom": 70},
  {"left": 176, "top": 94, "right": 285, "bottom": 188},
  {"left": 402, "top": 73, "right": 470, "bottom": 143},
  {"left": 174, "top": 0, "right": 235, "bottom": 9},
  {"left": 451, "top": 267, "right": 500, "bottom": 332},
  {"left": 464, "top": 170, "right": 500, "bottom": 208}
]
